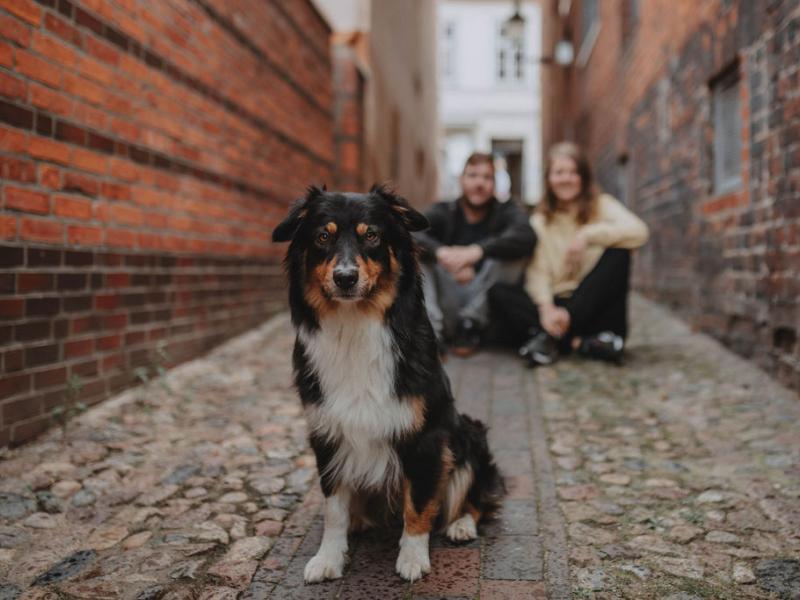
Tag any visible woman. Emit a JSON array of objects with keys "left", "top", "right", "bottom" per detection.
[{"left": 489, "top": 142, "right": 649, "bottom": 366}]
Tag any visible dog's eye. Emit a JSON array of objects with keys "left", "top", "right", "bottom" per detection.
[
  {"left": 365, "top": 231, "right": 378, "bottom": 242},
  {"left": 317, "top": 231, "right": 330, "bottom": 244}
]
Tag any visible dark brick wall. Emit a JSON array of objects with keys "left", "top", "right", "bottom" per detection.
[
  {"left": 549, "top": 1, "right": 800, "bottom": 390},
  {"left": 0, "top": 244, "right": 285, "bottom": 446},
  {"left": 0, "top": 0, "right": 335, "bottom": 445}
]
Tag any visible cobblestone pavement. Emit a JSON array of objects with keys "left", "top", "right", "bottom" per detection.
[{"left": 0, "top": 296, "right": 799, "bottom": 599}]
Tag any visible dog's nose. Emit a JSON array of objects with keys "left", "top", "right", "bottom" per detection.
[{"left": 333, "top": 268, "right": 358, "bottom": 290}]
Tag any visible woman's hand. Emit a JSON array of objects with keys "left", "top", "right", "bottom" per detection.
[
  {"left": 564, "top": 232, "right": 588, "bottom": 277},
  {"left": 540, "top": 304, "right": 570, "bottom": 338}
]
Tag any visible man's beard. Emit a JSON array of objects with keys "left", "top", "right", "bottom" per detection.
[{"left": 462, "top": 193, "right": 492, "bottom": 209}]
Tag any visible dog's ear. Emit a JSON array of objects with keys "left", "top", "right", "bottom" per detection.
[
  {"left": 370, "top": 184, "right": 429, "bottom": 232},
  {"left": 272, "top": 186, "right": 324, "bottom": 242}
]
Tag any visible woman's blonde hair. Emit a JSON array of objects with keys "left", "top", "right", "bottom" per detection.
[{"left": 540, "top": 142, "right": 598, "bottom": 224}]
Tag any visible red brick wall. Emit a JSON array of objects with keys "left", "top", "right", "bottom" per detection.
[
  {"left": 549, "top": 1, "right": 800, "bottom": 390},
  {"left": 0, "top": 0, "right": 335, "bottom": 445}
]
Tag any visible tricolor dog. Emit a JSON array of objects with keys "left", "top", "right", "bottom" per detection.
[{"left": 272, "top": 185, "right": 505, "bottom": 582}]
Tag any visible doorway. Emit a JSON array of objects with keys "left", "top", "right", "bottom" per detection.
[{"left": 492, "top": 139, "right": 524, "bottom": 204}]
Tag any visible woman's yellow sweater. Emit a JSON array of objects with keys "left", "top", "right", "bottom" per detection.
[{"left": 525, "top": 194, "right": 649, "bottom": 306}]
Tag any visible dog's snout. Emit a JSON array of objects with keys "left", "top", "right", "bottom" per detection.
[{"left": 333, "top": 267, "right": 358, "bottom": 290}]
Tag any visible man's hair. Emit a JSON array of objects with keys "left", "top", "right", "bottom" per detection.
[{"left": 462, "top": 152, "right": 495, "bottom": 174}]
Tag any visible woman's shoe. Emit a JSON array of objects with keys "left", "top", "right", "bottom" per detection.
[
  {"left": 518, "top": 331, "right": 559, "bottom": 367},
  {"left": 578, "top": 331, "right": 624, "bottom": 364}
]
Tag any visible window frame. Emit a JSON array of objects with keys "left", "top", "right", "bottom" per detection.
[
  {"left": 711, "top": 66, "right": 743, "bottom": 195},
  {"left": 495, "top": 20, "right": 526, "bottom": 85}
]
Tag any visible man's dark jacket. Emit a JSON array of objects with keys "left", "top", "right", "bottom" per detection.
[{"left": 414, "top": 197, "right": 536, "bottom": 263}]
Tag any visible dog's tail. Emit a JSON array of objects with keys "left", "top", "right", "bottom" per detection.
[{"left": 457, "top": 414, "right": 506, "bottom": 521}]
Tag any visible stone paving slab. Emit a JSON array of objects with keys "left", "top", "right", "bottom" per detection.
[
  {"left": 536, "top": 296, "right": 800, "bottom": 600},
  {"left": 0, "top": 295, "right": 798, "bottom": 599},
  {"left": 0, "top": 316, "right": 316, "bottom": 599},
  {"left": 243, "top": 350, "right": 561, "bottom": 600}
]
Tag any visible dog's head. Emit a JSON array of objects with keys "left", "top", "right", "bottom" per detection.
[{"left": 272, "top": 185, "right": 428, "bottom": 319}]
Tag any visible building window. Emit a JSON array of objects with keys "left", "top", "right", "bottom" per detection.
[
  {"left": 496, "top": 23, "right": 525, "bottom": 83},
  {"left": 712, "top": 67, "right": 742, "bottom": 194},
  {"left": 440, "top": 21, "right": 456, "bottom": 84}
]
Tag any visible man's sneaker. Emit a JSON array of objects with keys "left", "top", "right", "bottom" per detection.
[
  {"left": 579, "top": 331, "right": 624, "bottom": 364},
  {"left": 518, "top": 331, "right": 559, "bottom": 367},
  {"left": 451, "top": 318, "right": 482, "bottom": 358}
]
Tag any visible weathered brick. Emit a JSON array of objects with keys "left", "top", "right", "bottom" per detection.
[
  {"left": 0, "top": 13, "right": 32, "bottom": 47},
  {"left": 26, "top": 296, "right": 60, "bottom": 316},
  {"left": 0, "top": 71, "right": 27, "bottom": 101},
  {"left": 68, "top": 224, "right": 103, "bottom": 245},
  {"left": 54, "top": 195, "right": 92, "bottom": 219},
  {"left": 0, "top": 0, "right": 334, "bottom": 445},
  {"left": 34, "top": 367, "right": 67, "bottom": 390},
  {"left": 0, "top": 123, "right": 28, "bottom": 153},
  {"left": 25, "top": 343, "right": 59, "bottom": 368},
  {"left": 64, "top": 338, "right": 93, "bottom": 358},
  {"left": 28, "top": 137, "right": 71, "bottom": 164},
  {"left": 15, "top": 51, "right": 60, "bottom": 87},
  {"left": 18, "top": 272, "right": 53, "bottom": 292},
  {"left": 3, "top": 348, "right": 24, "bottom": 371},
  {"left": 43, "top": 12, "right": 82, "bottom": 46},
  {"left": 32, "top": 31, "right": 77, "bottom": 67},
  {"left": 21, "top": 218, "right": 63, "bottom": 243},
  {"left": 0, "top": 0, "right": 41, "bottom": 26},
  {"left": 548, "top": 0, "right": 799, "bottom": 391},
  {"left": 0, "top": 373, "right": 30, "bottom": 399},
  {"left": 0, "top": 215, "right": 17, "bottom": 239},
  {"left": 1, "top": 156, "right": 37, "bottom": 183},
  {"left": 71, "top": 148, "right": 107, "bottom": 174},
  {"left": 4, "top": 186, "right": 49, "bottom": 214}
]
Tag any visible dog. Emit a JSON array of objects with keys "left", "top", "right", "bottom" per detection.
[{"left": 272, "top": 185, "right": 505, "bottom": 583}]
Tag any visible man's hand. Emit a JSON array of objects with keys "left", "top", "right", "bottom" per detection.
[
  {"left": 453, "top": 266, "right": 475, "bottom": 284},
  {"left": 564, "top": 232, "right": 588, "bottom": 278},
  {"left": 436, "top": 244, "right": 484, "bottom": 276},
  {"left": 539, "top": 304, "right": 570, "bottom": 338}
]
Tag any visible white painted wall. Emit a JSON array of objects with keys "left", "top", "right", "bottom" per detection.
[
  {"left": 309, "top": 0, "right": 439, "bottom": 207},
  {"left": 438, "top": 0, "right": 542, "bottom": 205}
]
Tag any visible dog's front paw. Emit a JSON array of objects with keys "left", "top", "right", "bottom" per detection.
[
  {"left": 304, "top": 551, "right": 346, "bottom": 583},
  {"left": 446, "top": 513, "right": 477, "bottom": 542},
  {"left": 396, "top": 535, "right": 431, "bottom": 581}
]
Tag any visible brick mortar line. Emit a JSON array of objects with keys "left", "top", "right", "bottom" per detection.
[
  {"left": 190, "top": 0, "right": 331, "bottom": 114},
  {"left": 31, "top": 0, "right": 334, "bottom": 123},
  {"left": 0, "top": 97, "right": 294, "bottom": 204},
  {"left": 525, "top": 369, "right": 571, "bottom": 600},
  {"left": 0, "top": 245, "right": 285, "bottom": 269},
  {"left": 267, "top": 0, "right": 331, "bottom": 64},
  {"left": 0, "top": 177, "right": 283, "bottom": 232}
]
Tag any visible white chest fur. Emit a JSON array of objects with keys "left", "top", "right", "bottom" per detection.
[{"left": 299, "top": 308, "right": 416, "bottom": 491}]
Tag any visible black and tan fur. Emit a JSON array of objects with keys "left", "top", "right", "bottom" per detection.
[{"left": 272, "top": 185, "right": 505, "bottom": 583}]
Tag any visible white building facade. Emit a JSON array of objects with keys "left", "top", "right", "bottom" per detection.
[{"left": 438, "top": 0, "right": 543, "bottom": 205}]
